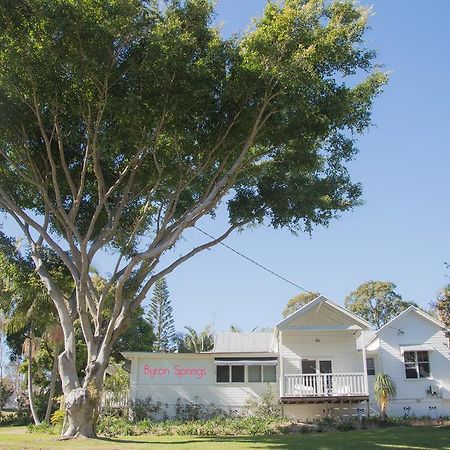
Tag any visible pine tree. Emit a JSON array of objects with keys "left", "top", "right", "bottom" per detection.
[{"left": 148, "top": 278, "right": 176, "bottom": 352}]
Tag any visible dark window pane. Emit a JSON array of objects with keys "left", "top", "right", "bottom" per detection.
[
  {"left": 404, "top": 352, "right": 416, "bottom": 363},
  {"left": 417, "top": 351, "right": 429, "bottom": 363},
  {"left": 216, "top": 365, "right": 229, "bottom": 382},
  {"left": 405, "top": 367, "right": 418, "bottom": 379},
  {"left": 418, "top": 362, "right": 430, "bottom": 377},
  {"left": 366, "top": 358, "right": 376, "bottom": 376},
  {"left": 262, "top": 365, "right": 276, "bottom": 382},
  {"left": 248, "top": 365, "right": 262, "bottom": 382},
  {"left": 319, "top": 360, "right": 332, "bottom": 374},
  {"left": 302, "top": 359, "right": 316, "bottom": 374},
  {"left": 231, "top": 365, "right": 245, "bottom": 382}
]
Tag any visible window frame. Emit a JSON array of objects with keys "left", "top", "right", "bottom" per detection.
[
  {"left": 216, "top": 363, "right": 277, "bottom": 384},
  {"left": 366, "top": 357, "right": 376, "bottom": 376},
  {"left": 403, "top": 350, "right": 431, "bottom": 379}
]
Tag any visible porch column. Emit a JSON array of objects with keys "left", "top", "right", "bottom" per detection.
[
  {"left": 361, "top": 330, "right": 369, "bottom": 395},
  {"left": 279, "top": 355, "right": 284, "bottom": 398}
]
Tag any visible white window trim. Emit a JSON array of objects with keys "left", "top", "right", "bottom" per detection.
[{"left": 403, "top": 350, "right": 431, "bottom": 380}]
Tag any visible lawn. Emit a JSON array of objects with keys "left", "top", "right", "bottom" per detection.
[{"left": 0, "top": 426, "right": 449, "bottom": 449}]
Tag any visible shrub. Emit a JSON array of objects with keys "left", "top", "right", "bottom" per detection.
[
  {"left": 362, "top": 415, "right": 408, "bottom": 427},
  {"left": 27, "top": 421, "right": 55, "bottom": 434},
  {"left": 244, "top": 384, "right": 281, "bottom": 418},
  {"left": 174, "top": 397, "right": 233, "bottom": 421},
  {"left": 130, "top": 396, "right": 167, "bottom": 422},
  {"left": 336, "top": 419, "right": 354, "bottom": 431}
]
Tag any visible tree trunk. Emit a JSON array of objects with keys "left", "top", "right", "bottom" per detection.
[
  {"left": 27, "top": 337, "right": 40, "bottom": 425},
  {"left": 44, "top": 345, "right": 60, "bottom": 423},
  {"left": 61, "top": 387, "right": 100, "bottom": 438}
]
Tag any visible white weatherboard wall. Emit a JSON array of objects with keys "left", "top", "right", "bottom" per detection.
[
  {"left": 280, "top": 330, "right": 364, "bottom": 375},
  {"left": 371, "top": 310, "right": 450, "bottom": 417},
  {"left": 129, "top": 354, "right": 276, "bottom": 416}
]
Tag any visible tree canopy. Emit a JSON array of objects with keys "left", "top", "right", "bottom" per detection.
[
  {"left": 282, "top": 291, "right": 320, "bottom": 318},
  {"left": 345, "top": 281, "right": 415, "bottom": 329},
  {"left": 0, "top": 0, "right": 387, "bottom": 437}
]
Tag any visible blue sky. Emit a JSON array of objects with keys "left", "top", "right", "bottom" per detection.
[
  {"left": 164, "top": 0, "right": 450, "bottom": 332},
  {"left": 1, "top": 1, "right": 449, "bottom": 334}
]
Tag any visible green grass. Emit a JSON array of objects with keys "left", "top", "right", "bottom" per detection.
[{"left": 0, "top": 425, "right": 449, "bottom": 449}]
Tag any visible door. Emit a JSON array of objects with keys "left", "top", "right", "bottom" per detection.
[{"left": 319, "top": 360, "right": 333, "bottom": 393}]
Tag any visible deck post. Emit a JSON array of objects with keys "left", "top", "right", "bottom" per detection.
[
  {"left": 361, "top": 330, "right": 369, "bottom": 395},
  {"left": 366, "top": 399, "right": 370, "bottom": 418}
]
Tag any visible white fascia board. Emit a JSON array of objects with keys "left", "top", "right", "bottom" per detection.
[
  {"left": 275, "top": 295, "right": 372, "bottom": 330},
  {"left": 376, "top": 306, "right": 449, "bottom": 335},
  {"left": 121, "top": 352, "right": 213, "bottom": 360},
  {"left": 282, "top": 324, "right": 362, "bottom": 331}
]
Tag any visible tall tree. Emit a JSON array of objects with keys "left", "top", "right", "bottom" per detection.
[
  {"left": 148, "top": 279, "right": 176, "bottom": 352},
  {"left": 282, "top": 292, "right": 320, "bottom": 318},
  {"left": 0, "top": 0, "right": 387, "bottom": 437},
  {"left": 345, "top": 281, "right": 415, "bottom": 329},
  {"left": 434, "top": 285, "right": 450, "bottom": 330}
]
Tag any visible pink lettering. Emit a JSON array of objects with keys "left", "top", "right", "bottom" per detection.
[
  {"left": 143, "top": 364, "right": 169, "bottom": 377},
  {"left": 174, "top": 365, "right": 207, "bottom": 379}
]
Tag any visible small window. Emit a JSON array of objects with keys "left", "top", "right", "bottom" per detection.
[
  {"left": 263, "top": 365, "right": 276, "bottom": 382},
  {"left": 231, "top": 365, "right": 245, "bottom": 382},
  {"left": 366, "top": 358, "right": 375, "bottom": 376},
  {"left": 248, "top": 365, "right": 262, "bottom": 382},
  {"left": 216, "top": 365, "right": 230, "bottom": 382},
  {"left": 404, "top": 351, "right": 430, "bottom": 379}
]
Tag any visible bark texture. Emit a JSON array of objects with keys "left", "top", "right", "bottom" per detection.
[{"left": 62, "top": 387, "right": 99, "bottom": 438}]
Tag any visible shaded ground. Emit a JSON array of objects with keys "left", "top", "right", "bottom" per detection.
[{"left": 0, "top": 425, "right": 449, "bottom": 449}]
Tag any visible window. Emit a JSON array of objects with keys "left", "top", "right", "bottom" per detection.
[
  {"left": 248, "top": 365, "right": 262, "bottom": 382},
  {"left": 216, "top": 365, "right": 230, "bottom": 382},
  {"left": 217, "top": 363, "right": 277, "bottom": 383},
  {"left": 301, "top": 359, "right": 317, "bottom": 374},
  {"left": 404, "top": 351, "right": 430, "bottom": 379},
  {"left": 262, "top": 365, "right": 276, "bottom": 382},
  {"left": 231, "top": 365, "right": 245, "bottom": 382},
  {"left": 366, "top": 358, "right": 375, "bottom": 376}
]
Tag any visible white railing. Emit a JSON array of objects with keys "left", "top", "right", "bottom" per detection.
[{"left": 283, "top": 373, "right": 367, "bottom": 397}]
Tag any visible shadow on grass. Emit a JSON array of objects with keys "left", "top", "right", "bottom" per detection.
[{"left": 94, "top": 427, "right": 450, "bottom": 449}]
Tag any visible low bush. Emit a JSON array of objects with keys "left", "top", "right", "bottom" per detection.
[
  {"left": 362, "top": 415, "right": 408, "bottom": 427},
  {"left": 130, "top": 396, "right": 167, "bottom": 422},
  {"left": 97, "top": 415, "right": 291, "bottom": 438},
  {"left": 27, "top": 421, "right": 55, "bottom": 434}
]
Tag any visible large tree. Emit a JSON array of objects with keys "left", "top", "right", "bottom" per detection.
[
  {"left": 282, "top": 291, "right": 320, "bottom": 318},
  {"left": 345, "top": 281, "right": 415, "bottom": 329},
  {"left": 0, "top": 0, "right": 386, "bottom": 437}
]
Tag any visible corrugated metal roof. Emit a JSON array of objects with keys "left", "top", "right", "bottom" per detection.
[{"left": 213, "top": 332, "right": 275, "bottom": 353}]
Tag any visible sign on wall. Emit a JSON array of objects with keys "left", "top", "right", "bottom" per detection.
[{"left": 137, "top": 358, "right": 214, "bottom": 385}]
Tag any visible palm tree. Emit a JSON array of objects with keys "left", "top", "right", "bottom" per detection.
[
  {"left": 373, "top": 373, "right": 396, "bottom": 417},
  {"left": 182, "top": 326, "right": 214, "bottom": 353}
]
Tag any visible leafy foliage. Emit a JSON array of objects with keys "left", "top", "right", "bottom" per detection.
[
  {"left": 178, "top": 325, "right": 214, "bottom": 353},
  {"left": 434, "top": 285, "right": 450, "bottom": 330},
  {"left": 281, "top": 291, "right": 320, "bottom": 318},
  {"left": 345, "top": 281, "right": 415, "bottom": 328},
  {"left": 0, "top": 378, "right": 13, "bottom": 409},
  {"left": 0, "top": 0, "right": 387, "bottom": 436},
  {"left": 148, "top": 279, "right": 176, "bottom": 352},
  {"left": 373, "top": 373, "right": 396, "bottom": 417}
]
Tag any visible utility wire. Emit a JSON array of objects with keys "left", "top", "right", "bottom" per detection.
[{"left": 194, "top": 225, "right": 313, "bottom": 294}]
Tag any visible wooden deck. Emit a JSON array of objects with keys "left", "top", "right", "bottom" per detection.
[{"left": 279, "top": 395, "right": 369, "bottom": 404}]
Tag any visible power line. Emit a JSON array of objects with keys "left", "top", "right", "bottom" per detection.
[{"left": 194, "top": 225, "right": 313, "bottom": 294}]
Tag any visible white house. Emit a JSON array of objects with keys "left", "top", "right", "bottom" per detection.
[
  {"left": 364, "top": 306, "right": 450, "bottom": 418},
  {"left": 123, "top": 296, "right": 450, "bottom": 420}
]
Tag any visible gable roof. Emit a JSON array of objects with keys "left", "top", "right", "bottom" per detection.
[
  {"left": 276, "top": 295, "right": 372, "bottom": 330},
  {"left": 212, "top": 331, "right": 276, "bottom": 353},
  {"left": 376, "top": 305, "right": 448, "bottom": 335}
]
